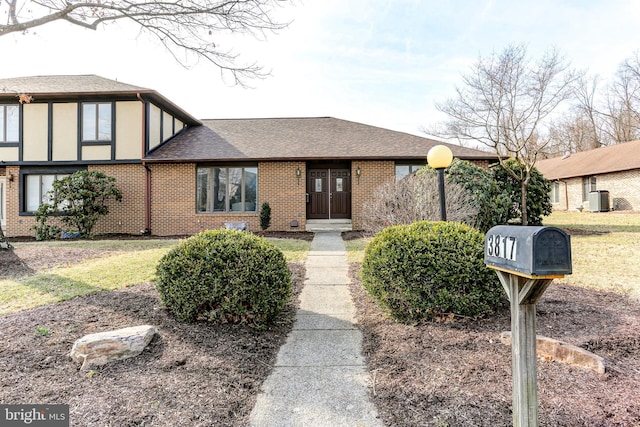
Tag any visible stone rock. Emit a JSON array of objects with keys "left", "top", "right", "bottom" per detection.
[
  {"left": 500, "top": 331, "right": 606, "bottom": 374},
  {"left": 70, "top": 325, "right": 157, "bottom": 370}
]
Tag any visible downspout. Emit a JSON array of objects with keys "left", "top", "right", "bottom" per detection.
[{"left": 137, "top": 93, "right": 152, "bottom": 235}]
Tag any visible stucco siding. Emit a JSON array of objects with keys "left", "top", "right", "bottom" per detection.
[
  {"left": 22, "top": 103, "right": 48, "bottom": 162},
  {"left": 116, "top": 101, "right": 143, "bottom": 160},
  {"left": 52, "top": 103, "right": 78, "bottom": 161}
]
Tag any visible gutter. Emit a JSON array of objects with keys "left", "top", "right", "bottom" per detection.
[{"left": 137, "top": 93, "right": 152, "bottom": 235}]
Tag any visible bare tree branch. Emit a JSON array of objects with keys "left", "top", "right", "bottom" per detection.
[
  {"left": 0, "top": 0, "right": 291, "bottom": 84},
  {"left": 433, "top": 44, "right": 581, "bottom": 225}
]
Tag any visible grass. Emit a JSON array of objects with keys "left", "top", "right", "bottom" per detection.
[
  {"left": 346, "top": 212, "right": 640, "bottom": 298},
  {"left": 0, "top": 237, "right": 311, "bottom": 315},
  {"left": 543, "top": 210, "right": 640, "bottom": 233},
  {"left": 544, "top": 211, "right": 640, "bottom": 297}
]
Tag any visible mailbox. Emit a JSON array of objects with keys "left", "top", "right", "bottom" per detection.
[{"left": 484, "top": 225, "right": 572, "bottom": 277}]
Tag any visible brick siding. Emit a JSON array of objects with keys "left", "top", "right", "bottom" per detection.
[
  {"left": 552, "top": 169, "right": 640, "bottom": 212},
  {"left": 4, "top": 158, "right": 502, "bottom": 237}
]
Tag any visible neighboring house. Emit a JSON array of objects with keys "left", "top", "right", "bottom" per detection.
[
  {"left": 1, "top": 75, "right": 496, "bottom": 237},
  {"left": 537, "top": 140, "right": 640, "bottom": 212}
]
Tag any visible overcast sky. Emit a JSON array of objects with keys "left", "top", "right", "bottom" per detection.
[{"left": 2, "top": 0, "right": 640, "bottom": 137}]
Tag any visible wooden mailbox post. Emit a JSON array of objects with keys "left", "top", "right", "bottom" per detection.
[{"left": 484, "top": 226, "right": 572, "bottom": 427}]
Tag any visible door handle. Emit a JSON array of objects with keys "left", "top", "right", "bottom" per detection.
[{"left": 306, "top": 193, "right": 310, "bottom": 203}]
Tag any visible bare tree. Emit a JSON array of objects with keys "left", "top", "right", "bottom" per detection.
[
  {"left": 1, "top": 0, "right": 290, "bottom": 84},
  {"left": 361, "top": 172, "right": 478, "bottom": 234},
  {"left": 435, "top": 44, "right": 581, "bottom": 225},
  {"left": 602, "top": 56, "right": 640, "bottom": 143}
]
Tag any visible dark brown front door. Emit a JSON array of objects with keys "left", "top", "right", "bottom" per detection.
[{"left": 306, "top": 168, "right": 351, "bottom": 219}]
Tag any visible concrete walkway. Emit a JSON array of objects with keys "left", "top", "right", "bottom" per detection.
[{"left": 249, "top": 232, "right": 382, "bottom": 427}]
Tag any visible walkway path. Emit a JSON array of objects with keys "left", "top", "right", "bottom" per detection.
[{"left": 249, "top": 232, "right": 382, "bottom": 427}]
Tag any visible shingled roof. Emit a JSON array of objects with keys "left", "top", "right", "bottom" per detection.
[
  {"left": 145, "top": 117, "right": 496, "bottom": 162},
  {"left": 0, "top": 74, "right": 200, "bottom": 126},
  {"left": 537, "top": 140, "right": 640, "bottom": 180}
]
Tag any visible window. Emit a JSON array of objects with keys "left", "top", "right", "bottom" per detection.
[
  {"left": 551, "top": 181, "right": 560, "bottom": 204},
  {"left": 0, "top": 104, "right": 19, "bottom": 143},
  {"left": 582, "top": 176, "right": 596, "bottom": 201},
  {"left": 197, "top": 166, "right": 258, "bottom": 213},
  {"left": 82, "top": 102, "right": 112, "bottom": 141},
  {"left": 395, "top": 162, "right": 426, "bottom": 179},
  {"left": 24, "top": 174, "right": 70, "bottom": 212}
]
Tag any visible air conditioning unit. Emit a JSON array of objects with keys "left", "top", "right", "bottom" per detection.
[{"left": 589, "top": 190, "right": 610, "bottom": 212}]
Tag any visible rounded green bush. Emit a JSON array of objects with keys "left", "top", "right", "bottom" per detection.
[
  {"left": 155, "top": 229, "right": 291, "bottom": 327},
  {"left": 362, "top": 221, "right": 504, "bottom": 322}
]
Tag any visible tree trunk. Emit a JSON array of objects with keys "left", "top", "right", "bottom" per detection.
[{"left": 521, "top": 180, "right": 529, "bottom": 226}]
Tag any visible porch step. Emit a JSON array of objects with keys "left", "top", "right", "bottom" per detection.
[{"left": 305, "top": 219, "right": 353, "bottom": 232}]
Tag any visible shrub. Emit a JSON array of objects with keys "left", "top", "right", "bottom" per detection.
[
  {"left": 361, "top": 171, "right": 478, "bottom": 234},
  {"left": 31, "top": 170, "right": 122, "bottom": 239},
  {"left": 492, "top": 158, "right": 552, "bottom": 226},
  {"left": 260, "top": 201, "right": 271, "bottom": 230},
  {"left": 155, "top": 229, "right": 291, "bottom": 328},
  {"left": 361, "top": 221, "right": 504, "bottom": 322},
  {"left": 445, "top": 159, "right": 511, "bottom": 233}
]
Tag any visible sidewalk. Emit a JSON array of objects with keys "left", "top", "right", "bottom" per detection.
[{"left": 249, "top": 232, "right": 382, "bottom": 427}]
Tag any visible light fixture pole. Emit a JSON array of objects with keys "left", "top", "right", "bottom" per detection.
[{"left": 427, "top": 145, "right": 453, "bottom": 221}]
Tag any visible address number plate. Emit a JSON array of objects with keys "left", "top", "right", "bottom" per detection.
[{"left": 486, "top": 234, "right": 517, "bottom": 261}]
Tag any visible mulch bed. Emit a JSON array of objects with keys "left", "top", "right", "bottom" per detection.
[
  {"left": 0, "top": 247, "right": 304, "bottom": 426},
  {"left": 349, "top": 263, "right": 640, "bottom": 426},
  {"left": 2, "top": 238, "right": 640, "bottom": 426}
]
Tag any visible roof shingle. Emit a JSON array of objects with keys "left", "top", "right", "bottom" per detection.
[
  {"left": 537, "top": 140, "right": 640, "bottom": 180},
  {"left": 145, "top": 117, "right": 496, "bottom": 162},
  {"left": 0, "top": 75, "right": 200, "bottom": 125}
]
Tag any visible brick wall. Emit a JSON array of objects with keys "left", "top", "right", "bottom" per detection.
[
  {"left": 148, "top": 161, "right": 308, "bottom": 236},
  {"left": 4, "top": 164, "right": 146, "bottom": 237},
  {"left": 552, "top": 169, "right": 640, "bottom": 212},
  {"left": 351, "top": 161, "right": 395, "bottom": 230},
  {"left": 89, "top": 164, "right": 147, "bottom": 235},
  {"left": 259, "top": 161, "right": 307, "bottom": 231}
]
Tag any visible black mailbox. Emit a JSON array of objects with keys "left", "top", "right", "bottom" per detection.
[{"left": 484, "top": 225, "right": 572, "bottom": 277}]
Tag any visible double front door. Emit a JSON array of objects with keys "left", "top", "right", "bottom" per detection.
[{"left": 306, "top": 168, "right": 352, "bottom": 219}]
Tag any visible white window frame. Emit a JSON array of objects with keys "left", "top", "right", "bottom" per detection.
[
  {"left": 0, "top": 104, "right": 19, "bottom": 143},
  {"left": 551, "top": 181, "right": 560, "bottom": 204},
  {"left": 24, "top": 174, "right": 70, "bottom": 213}
]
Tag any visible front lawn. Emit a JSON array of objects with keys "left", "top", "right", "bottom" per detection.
[{"left": 0, "top": 237, "right": 311, "bottom": 314}]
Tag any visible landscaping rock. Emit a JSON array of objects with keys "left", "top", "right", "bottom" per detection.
[
  {"left": 500, "top": 331, "right": 606, "bottom": 374},
  {"left": 70, "top": 325, "right": 157, "bottom": 370}
]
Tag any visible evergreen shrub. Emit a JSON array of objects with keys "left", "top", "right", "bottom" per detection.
[
  {"left": 155, "top": 229, "right": 291, "bottom": 328},
  {"left": 362, "top": 221, "right": 504, "bottom": 322}
]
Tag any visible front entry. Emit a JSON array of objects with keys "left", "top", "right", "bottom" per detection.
[{"left": 306, "top": 167, "right": 352, "bottom": 220}]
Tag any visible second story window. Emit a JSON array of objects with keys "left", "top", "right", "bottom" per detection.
[
  {"left": 82, "top": 102, "right": 112, "bottom": 142},
  {"left": 0, "top": 104, "right": 19, "bottom": 143}
]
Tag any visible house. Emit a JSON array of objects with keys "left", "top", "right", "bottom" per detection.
[
  {"left": 1, "top": 75, "right": 496, "bottom": 237},
  {"left": 537, "top": 140, "right": 640, "bottom": 212}
]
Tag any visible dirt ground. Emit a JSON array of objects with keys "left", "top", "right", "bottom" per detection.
[
  {"left": 0, "top": 244, "right": 305, "bottom": 427},
  {"left": 349, "top": 263, "right": 640, "bottom": 426},
  {"left": 1, "top": 236, "right": 640, "bottom": 426}
]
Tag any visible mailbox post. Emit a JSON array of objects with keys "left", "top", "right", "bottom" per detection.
[{"left": 485, "top": 226, "right": 572, "bottom": 427}]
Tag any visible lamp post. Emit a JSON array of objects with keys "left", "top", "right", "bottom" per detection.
[{"left": 427, "top": 145, "right": 453, "bottom": 221}]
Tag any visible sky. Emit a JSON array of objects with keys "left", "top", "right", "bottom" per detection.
[{"left": 2, "top": 0, "right": 640, "bottom": 138}]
